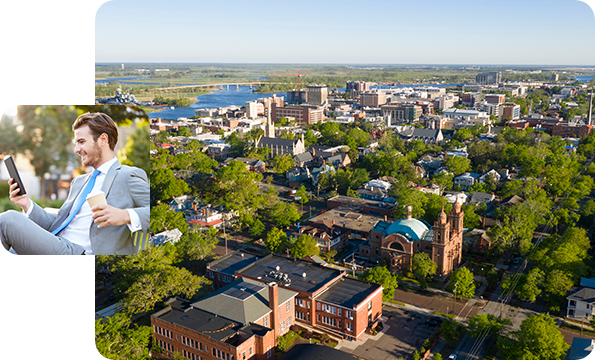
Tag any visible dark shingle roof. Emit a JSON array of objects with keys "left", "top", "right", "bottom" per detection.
[{"left": 192, "top": 278, "right": 297, "bottom": 325}]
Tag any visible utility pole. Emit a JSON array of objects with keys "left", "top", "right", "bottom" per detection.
[
  {"left": 223, "top": 219, "right": 227, "bottom": 255},
  {"left": 453, "top": 282, "right": 459, "bottom": 318}
]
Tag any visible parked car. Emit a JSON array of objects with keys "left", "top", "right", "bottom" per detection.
[
  {"left": 448, "top": 355, "right": 457, "bottom": 360},
  {"left": 425, "top": 317, "right": 443, "bottom": 327}
]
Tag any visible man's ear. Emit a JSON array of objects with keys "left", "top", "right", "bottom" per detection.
[{"left": 99, "top": 133, "right": 109, "bottom": 147}]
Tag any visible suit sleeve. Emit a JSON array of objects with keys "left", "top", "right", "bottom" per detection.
[
  {"left": 28, "top": 201, "right": 60, "bottom": 231},
  {"left": 127, "top": 167, "right": 150, "bottom": 233}
]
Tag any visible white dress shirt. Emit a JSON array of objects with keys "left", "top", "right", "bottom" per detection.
[{"left": 26, "top": 157, "right": 141, "bottom": 254}]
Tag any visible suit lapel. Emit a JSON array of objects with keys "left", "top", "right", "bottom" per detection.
[{"left": 101, "top": 160, "right": 121, "bottom": 197}]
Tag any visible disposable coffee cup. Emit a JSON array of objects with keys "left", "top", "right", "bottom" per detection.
[{"left": 86, "top": 190, "right": 107, "bottom": 210}]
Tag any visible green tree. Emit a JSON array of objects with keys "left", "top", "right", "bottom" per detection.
[
  {"left": 269, "top": 201, "right": 301, "bottom": 227},
  {"left": 9, "top": 105, "right": 79, "bottom": 199},
  {"left": 444, "top": 156, "right": 471, "bottom": 176},
  {"left": 411, "top": 253, "right": 437, "bottom": 290},
  {"left": 249, "top": 218, "right": 265, "bottom": 238},
  {"left": 498, "top": 314, "right": 569, "bottom": 360},
  {"left": 273, "top": 153, "right": 294, "bottom": 174},
  {"left": 121, "top": 264, "right": 208, "bottom": 315},
  {"left": 118, "top": 124, "right": 150, "bottom": 175},
  {"left": 290, "top": 234, "right": 320, "bottom": 258},
  {"left": 363, "top": 266, "right": 398, "bottom": 301},
  {"left": 486, "top": 269, "right": 499, "bottom": 288},
  {"left": 450, "top": 267, "right": 475, "bottom": 299},
  {"left": 150, "top": 168, "right": 190, "bottom": 203},
  {"left": 95, "top": 313, "right": 152, "bottom": 360},
  {"left": 265, "top": 227, "right": 288, "bottom": 253},
  {"left": 295, "top": 185, "right": 309, "bottom": 205},
  {"left": 432, "top": 172, "right": 454, "bottom": 192},
  {"left": 467, "top": 314, "right": 512, "bottom": 338},
  {"left": 174, "top": 231, "right": 218, "bottom": 262},
  {"left": 177, "top": 126, "right": 192, "bottom": 137},
  {"left": 150, "top": 204, "right": 189, "bottom": 234}
]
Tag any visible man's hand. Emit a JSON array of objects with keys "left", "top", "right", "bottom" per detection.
[
  {"left": 91, "top": 204, "right": 131, "bottom": 229},
  {"left": 8, "top": 178, "right": 30, "bottom": 212}
]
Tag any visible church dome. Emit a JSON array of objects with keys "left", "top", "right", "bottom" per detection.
[{"left": 385, "top": 218, "right": 432, "bottom": 242}]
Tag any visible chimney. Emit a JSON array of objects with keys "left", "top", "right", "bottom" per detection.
[
  {"left": 192, "top": 203, "right": 197, "bottom": 211},
  {"left": 202, "top": 208, "right": 206, "bottom": 216},
  {"left": 332, "top": 219, "right": 335, "bottom": 225},
  {"left": 268, "top": 282, "right": 280, "bottom": 337},
  {"left": 384, "top": 215, "right": 387, "bottom": 221}
]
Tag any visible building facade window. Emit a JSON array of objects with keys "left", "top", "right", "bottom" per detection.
[
  {"left": 286, "top": 301, "right": 291, "bottom": 313},
  {"left": 263, "top": 315, "right": 268, "bottom": 327}
]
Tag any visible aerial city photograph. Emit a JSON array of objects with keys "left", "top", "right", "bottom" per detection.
[{"left": 91, "top": 1, "right": 595, "bottom": 360}]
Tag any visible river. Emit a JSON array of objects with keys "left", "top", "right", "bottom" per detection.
[{"left": 147, "top": 82, "right": 469, "bottom": 119}]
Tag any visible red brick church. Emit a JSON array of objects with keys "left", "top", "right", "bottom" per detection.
[{"left": 359, "top": 202, "right": 464, "bottom": 277}]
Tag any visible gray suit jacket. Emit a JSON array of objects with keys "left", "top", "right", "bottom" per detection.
[{"left": 29, "top": 160, "right": 150, "bottom": 255}]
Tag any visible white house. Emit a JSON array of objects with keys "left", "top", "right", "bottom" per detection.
[
  {"left": 454, "top": 172, "right": 480, "bottom": 191},
  {"left": 567, "top": 287, "right": 595, "bottom": 320}
]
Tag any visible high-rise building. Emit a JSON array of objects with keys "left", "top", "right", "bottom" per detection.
[
  {"left": 381, "top": 104, "right": 423, "bottom": 125},
  {"left": 484, "top": 94, "right": 506, "bottom": 105},
  {"left": 307, "top": 85, "right": 328, "bottom": 105},
  {"left": 500, "top": 102, "right": 521, "bottom": 120},
  {"left": 360, "top": 91, "right": 387, "bottom": 108},
  {"left": 346, "top": 81, "right": 371, "bottom": 91},
  {"left": 476, "top": 72, "right": 501, "bottom": 85},
  {"left": 286, "top": 89, "right": 308, "bottom": 105}
]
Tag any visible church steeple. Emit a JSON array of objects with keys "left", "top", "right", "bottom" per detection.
[
  {"left": 434, "top": 205, "right": 450, "bottom": 245},
  {"left": 448, "top": 199, "right": 464, "bottom": 236},
  {"left": 266, "top": 106, "right": 275, "bottom": 138}
]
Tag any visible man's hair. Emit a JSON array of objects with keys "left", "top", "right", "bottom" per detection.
[{"left": 72, "top": 113, "right": 118, "bottom": 150}]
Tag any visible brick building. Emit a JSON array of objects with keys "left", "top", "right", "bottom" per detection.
[
  {"left": 359, "top": 203, "right": 464, "bottom": 277},
  {"left": 151, "top": 277, "right": 295, "bottom": 360},
  {"left": 271, "top": 103, "right": 323, "bottom": 126},
  {"left": 360, "top": 91, "right": 387, "bottom": 108},
  {"left": 206, "top": 253, "right": 384, "bottom": 341}
]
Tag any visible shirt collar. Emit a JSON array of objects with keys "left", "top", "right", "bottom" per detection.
[{"left": 95, "top": 156, "right": 118, "bottom": 175}]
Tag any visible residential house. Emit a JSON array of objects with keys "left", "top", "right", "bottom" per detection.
[
  {"left": 470, "top": 192, "right": 496, "bottom": 206},
  {"left": 357, "top": 179, "right": 393, "bottom": 202},
  {"left": 150, "top": 229, "right": 183, "bottom": 246},
  {"left": 169, "top": 195, "right": 197, "bottom": 212},
  {"left": 224, "top": 157, "right": 266, "bottom": 173},
  {"left": 567, "top": 287, "right": 595, "bottom": 320},
  {"left": 479, "top": 169, "right": 501, "bottom": 183},
  {"left": 463, "top": 229, "right": 491, "bottom": 253},
  {"left": 566, "top": 338, "right": 595, "bottom": 360},
  {"left": 454, "top": 173, "right": 480, "bottom": 191},
  {"left": 291, "top": 221, "right": 351, "bottom": 253},
  {"left": 186, "top": 205, "right": 224, "bottom": 231}
]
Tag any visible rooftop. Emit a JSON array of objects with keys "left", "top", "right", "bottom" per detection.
[
  {"left": 328, "top": 195, "right": 395, "bottom": 210},
  {"left": 309, "top": 207, "right": 382, "bottom": 234},
  {"left": 382, "top": 218, "right": 434, "bottom": 242},
  {"left": 192, "top": 278, "right": 297, "bottom": 325},
  {"left": 239, "top": 254, "right": 344, "bottom": 294},
  {"left": 208, "top": 251, "right": 261, "bottom": 276},
  {"left": 315, "top": 276, "right": 381, "bottom": 309},
  {"left": 153, "top": 298, "right": 243, "bottom": 342}
]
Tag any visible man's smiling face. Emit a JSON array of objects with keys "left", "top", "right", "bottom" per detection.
[{"left": 74, "top": 125, "right": 103, "bottom": 169}]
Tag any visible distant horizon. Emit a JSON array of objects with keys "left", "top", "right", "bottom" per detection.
[{"left": 96, "top": 62, "right": 595, "bottom": 68}]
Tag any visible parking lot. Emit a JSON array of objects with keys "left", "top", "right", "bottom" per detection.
[{"left": 338, "top": 306, "right": 440, "bottom": 360}]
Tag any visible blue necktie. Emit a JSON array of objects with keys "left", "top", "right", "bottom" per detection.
[{"left": 52, "top": 169, "right": 101, "bottom": 236}]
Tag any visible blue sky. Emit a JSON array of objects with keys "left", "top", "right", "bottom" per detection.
[{"left": 96, "top": 0, "right": 595, "bottom": 65}]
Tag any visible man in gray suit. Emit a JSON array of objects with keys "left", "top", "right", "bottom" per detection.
[{"left": 0, "top": 112, "right": 150, "bottom": 255}]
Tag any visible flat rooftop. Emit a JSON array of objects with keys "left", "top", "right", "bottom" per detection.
[
  {"left": 309, "top": 207, "right": 382, "bottom": 234},
  {"left": 154, "top": 298, "right": 242, "bottom": 342},
  {"left": 239, "top": 254, "right": 344, "bottom": 294},
  {"left": 316, "top": 276, "right": 381, "bottom": 309},
  {"left": 208, "top": 251, "right": 261, "bottom": 276}
]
